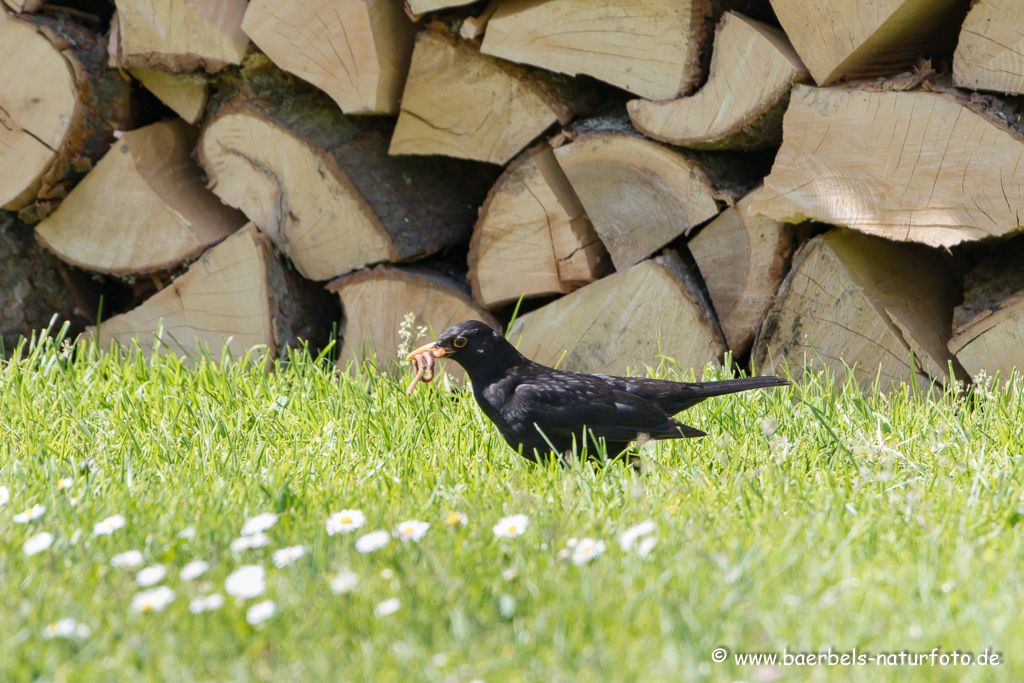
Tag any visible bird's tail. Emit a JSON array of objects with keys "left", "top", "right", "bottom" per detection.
[{"left": 692, "top": 375, "right": 790, "bottom": 398}]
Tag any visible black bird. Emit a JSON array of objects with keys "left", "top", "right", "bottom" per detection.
[{"left": 406, "top": 320, "right": 789, "bottom": 465}]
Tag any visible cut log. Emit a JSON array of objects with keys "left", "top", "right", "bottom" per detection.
[
  {"left": 553, "top": 115, "right": 765, "bottom": 271},
  {"left": 953, "top": 0, "right": 1024, "bottom": 96},
  {"left": 129, "top": 68, "right": 208, "bottom": 124},
  {"left": 0, "top": 9, "right": 132, "bottom": 215},
  {"left": 86, "top": 224, "right": 339, "bottom": 363},
  {"left": 390, "top": 29, "right": 591, "bottom": 165},
  {"left": 753, "top": 230, "right": 966, "bottom": 391},
  {"left": 508, "top": 251, "right": 727, "bottom": 376},
  {"left": 241, "top": 0, "right": 416, "bottom": 115},
  {"left": 688, "top": 188, "right": 795, "bottom": 355},
  {"left": 327, "top": 265, "right": 499, "bottom": 379},
  {"left": 460, "top": 0, "right": 499, "bottom": 40},
  {"left": 3, "top": 0, "right": 43, "bottom": 12},
  {"left": 108, "top": 0, "right": 248, "bottom": 72},
  {"left": 1, "top": 210, "right": 99, "bottom": 351},
  {"left": 408, "top": 0, "right": 476, "bottom": 15},
  {"left": 627, "top": 12, "right": 809, "bottom": 150},
  {"left": 36, "top": 119, "right": 246, "bottom": 275},
  {"left": 199, "top": 63, "right": 499, "bottom": 281},
  {"left": 481, "top": 0, "right": 713, "bottom": 101},
  {"left": 467, "top": 142, "right": 611, "bottom": 309},
  {"left": 750, "top": 84, "right": 1024, "bottom": 248},
  {"left": 769, "top": 0, "right": 970, "bottom": 86}
]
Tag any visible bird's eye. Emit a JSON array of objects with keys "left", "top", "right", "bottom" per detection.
[{"left": 453, "top": 336, "right": 467, "bottom": 348}]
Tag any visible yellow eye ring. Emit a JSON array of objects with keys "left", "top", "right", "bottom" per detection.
[{"left": 453, "top": 336, "right": 467, "bottom": 348}]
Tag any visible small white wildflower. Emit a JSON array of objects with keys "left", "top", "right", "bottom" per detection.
[
  {"left": 246, "top": 600, "right": 276, "bottom": 624},
  {"left": 761, "top": 417, "right": 778, "bottom": 437},
  {"left": 57, "top": 478, "right": 73, "bottom": 491},
  {"left": 14, "top": 504, "right": 46, "bottom": 523},
  {"left": 93, "top": 514, "right": 126, "bottom": 535},
  {"left": 230, "top": 531, "right": 271, "bottom": 552},
  {"left": 374, "top": 598, "right": 400, "bottom": 617},
  {"left": 492, "top": 514, "right": 528, "bottom": 538},
  {"left": 130, "top": 586, "right": 175, "bottom": 613},
  {"left": 273, "top": 545, "right": 306, "bottom": 568},
  {"left": 565, "top": 537, "right": 578, "bottom": 548},
  {"left": 637, "top": 535, "right": 657, "bottom": 558},
  {"left": 241, "top": 512, "right": 278, "bottom": 536},
  {"left": 189, "top": 593, "right": 224, "bottom": 613},
  {"left": 393, "top": 520, "right": 430, "bottom": 543},
  {"left": 24, "top": 531, "right": 54, "bottom": 556},
  {"left": 330, "top": 570, "right": 359, "bottom": 595},
  {"left": 0, "top": 485, "right": 9, "bottom": 506},
  {"left": 326, "top": 509, "right": 366, "bottom": 535},
  {"left": 571, "top": 538, "right": 606, "bottom": 566},
  {"left": 619, "top": 520, "right": 656, "bottom": 552},
  {"left": 42, "top": 618, "right": 90, "bottom": 640},
  {"left": 111, "top": 550, "right": 145, "bottom": 568},
  {"left": 556, "top": 548, "right": 572, "bottom": 562},
  {"left": 445, "top": 511, "right": 468, "bottom": 527},
  {"left": 380, "top": 568, "right": 394, "bottom": 580},
  {"left": 225, "top": 565, "right": 265, "bottom": 599},
  {"left": 178, "top": 527, "right": 196, "bottom": 540},
  {"left": 432, "top": 653, "right": 448, "bottom": 667},
  {"left": 355, "top": 530, "right": 390, "bottom": 553},
  {"left": 136, "top": 564, "right": 167, "bottom": 587},
  {"left": 180, "top": 560, "right": 209, "bottom": 581},
  {"left": 502, "top": 568, "right": 518, "bottom": 581}
]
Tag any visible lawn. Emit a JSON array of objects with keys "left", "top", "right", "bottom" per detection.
[{"left": 1, "top": 330, "right": 1022, "bottom": 682}]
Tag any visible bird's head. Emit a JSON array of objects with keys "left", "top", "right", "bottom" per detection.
[{"left": 405, "top": 320, "right": 523, "bottom": 373}]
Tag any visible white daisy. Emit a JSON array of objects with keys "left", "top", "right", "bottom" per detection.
[
  {"left": 0, "top": 485, "right": 9, "bottom": 506},
  {"left": 393, "top": 520, "right": 430, "bottom": 543},
  {"left": 14, "top": 504, "right": 46, "bottom": 523},
  {"left": 111, "top": 550, "right": 145, "bottom": 568},
  {"left": 619, "top": 520, "right": 657, "bottom": 552},
  {"left": 571, "top": 538, "right": 606, "bottom": 566},
  {"left": 330, "top": 570, "right": 358, "bottom": 595},
  {"left": 225, "top": 565, "right": 265, "bottom": 599},
  {"left": 94, "top": 514, "right": 126, "bottom": 535},
  {"left": 241, "top": 512, "right": 278, "bottom": 536},
  {"left": 374, "top": 597, "right": 400, "bottom": 617},
  {"left": 136, "top": 564, "right": 167, "bottom": 587},
  {"left": 380, "top": 568, "right": 394, "bottom": 580},
  {"left": 445, "top": 511, "right": 468, "bottom": 527},
  {"left": 178, "top": 527, "right": 197, "bottom": 540},
  {"left": 57, "top": 478, "right": 73, "bottom": 491},
  {"left": 355, "top": 530, "right": 390, "bottom": 554},
  {"left": 189, "top": 593, "right": 224, "bottom": 614},
  {"left": 130, "top": 586, "right": 175, "bottom": 613},
  {"left": 42, "top": 618, "right": 90, "bottom": 640},
  {"left": 230, "top": 531, "right": 271, "bottom": 552},
  {"left": 24, "top": 531, "right": 54, "bottom": 556},
  {"left": 246, "top": 600, "right": 276, "bottom": 625},
  {"left": 637, "top": 535, "right": 657, "bottom": 558},
  {"left": 326, "top": 509, "right": 366, "bottom": 535},
  {"left": 180, "top": 560, "right": 209, "bottom": 581},
  {"left": 492, "top": 514, "right": 528, "bottom": 538},
  {"left": 272, "top": 545, "right": 306, "bottom": 568}
]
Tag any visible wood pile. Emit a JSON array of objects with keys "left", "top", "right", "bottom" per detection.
[{"left": 5, "top": 0, "right": 1024, "bottom": 389}]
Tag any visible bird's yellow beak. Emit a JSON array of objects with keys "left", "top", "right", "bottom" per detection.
[{"left": 405, "top": 341, "right": 450, "bottom": 361}]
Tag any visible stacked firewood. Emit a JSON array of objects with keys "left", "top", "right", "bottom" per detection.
[{"left": 4, "top": 0, "right": 1024, "bottom": 389}]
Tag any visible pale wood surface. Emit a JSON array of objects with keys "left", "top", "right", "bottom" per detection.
[
  {"left": 770, "top": 0, "right": 969, "bottom": 86},
  {"left": 689, "top": 188, "right": 794, "bottom": 355},
  {"left": 949, "top": 293, "right": 1024, "bottom": 380},
  {"left": 509, "top": 252, "right": 726, "bottom": 376},
  {"left": 242, "top": 0, "right": 415, "bottom": 114},
  {"left": 111, "top": 0, "right": 248, "bottom": 71},
  {"left": 628, "top": 12, "right": 809, "bottom": 150},
  {"left": 129, "top": 68, "right": 208, "bottom": 124},
  {"left": 36, "top": 119, "right": 245, "bottom": 275},
  {"left": 753, "top": 230, "right": 964, "bottom": 390},
  {"left": 749, "top": 84, "right": 1024, "bottom": 248},
  {"left": 468, "top": 142, "right": 610, "bottom": 309},
  {"left": 954, "top": 0, "right": 1024, "bottom": 95},
  {"left": 3, "top": 0, "right": 43, "bottom": 11},
  {"left": 408, "top": 0, "right": 475, "bottom": 14},
  {"left": 481, "top": 0, "right": 711, "bottom": 101}
]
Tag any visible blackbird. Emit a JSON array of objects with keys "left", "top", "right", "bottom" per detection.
[{"left": 406, "top": 320, "right": 789, "bottom": 464}]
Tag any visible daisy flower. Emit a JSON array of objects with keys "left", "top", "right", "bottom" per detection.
[
  {"left": 393, "top": 520, "right": 430, "bottom": 543},
  {"left": 178, "top": 527, "right": 197, "bottom": 540},
  {"left": 136, "top": 565, "right": 167, "bottom": 587},
  {"left": 0, "top": 485, "right": 9, "bottom": 506},
  {"left": 330, "top": 570, "right": 358, "bottom": 595},
  {"left": 24, "top": 532, "right": 54, "bottom": 556},
  {"left": 246, "top": 600, "right": 276, "bottom": 625},
  {"left": 189, "top": 593, "right": 224, "bottom": 614},
  {"left": 180, "top": 560, "right": 209, "bottom": 581},
  {"left": 225, "top": 565, "right": 265, "bottom": 599},
  {"left": 111, "top": 550, "right": 145, "bottom": 568},
  {"left": 492, "top": 514, "right": 528, "bottom": 538},
  {"left": 326, "top": 509, "right": 366, "bottom": 535},
  {"left": 272, "top": 545, "right": 306, "bottom": 568},
  {"left": 619, "top": 520, "right": 656, "bottom": 552},
  {"left": 42, "top": 618, "right": 91, "bottom": 640},
  {"left": 355, "top": 530, "right": 390, "bottom": 554},
  {"left": 637, "top": 535, "right": 657, "bottom": 558},
  {"left": 241, "top": 513, "right": 278, "bottom": 536},
  {"left": 230, "top": 531, "right": 271, "bottom": 552},
  {"left": 445, "top": 512, "right": 468, "bottom": 527},
  {"left": 57, "top": 478, "right": 73, "bottom": 492},
  {"left": 93, "top": 514, "right": 126, "bottom": 535},
  {"left": 571, "top": 538, "right": 606, "bottom": 566},
  {"left": 130, "top": 586, "right": 175, "bottom": 613},
  {"left": 14, "top": 504, "right": 46, "bottom": 523},
  {"left": 374, "top": 598, "right": 400, "bottom": 617}
]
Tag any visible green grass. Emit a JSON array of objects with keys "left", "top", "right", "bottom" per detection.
[{"left": 1, "top": 331, "right": 1022, "bottom": 682}]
